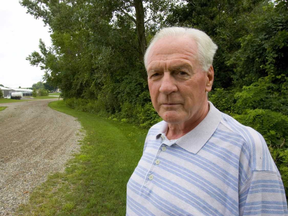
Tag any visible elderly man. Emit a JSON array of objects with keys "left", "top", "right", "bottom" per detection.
[{"left": 126, "top": 27, "right": 287, "bottom": 215}]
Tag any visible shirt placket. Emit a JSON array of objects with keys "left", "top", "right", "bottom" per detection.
[{"left": 141, "top": 139, "right": 167, "bottom": 195}]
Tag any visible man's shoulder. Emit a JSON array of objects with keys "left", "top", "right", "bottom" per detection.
[
  {"left": 219, "top": 112, "right": 261, "bottom": 143},
  {"left": 218, "top": 112, "right": 277, "bottom": 172}
]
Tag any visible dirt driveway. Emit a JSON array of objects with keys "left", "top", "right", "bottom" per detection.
[{"left": 0, "top": 99, "right": 83, "bottom": 215}]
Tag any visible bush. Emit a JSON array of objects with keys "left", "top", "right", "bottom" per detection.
[
  {"left": 136, "top": 102, "right": 162, "bottom": 128},
  {"left": 32, "top": 88, "right": 37, "bottom": 97},
  {"left": 38, "top": 88, "right": 49, "bottom": 96},
  {"left": 209, "top": 88, "right": 236, "bottom": 114},
  {"left": 0, "top": 90, "right": 3, "bottom": 98},
  {"left": 64, "top": 98, "right": 161, "bottom": 129}
]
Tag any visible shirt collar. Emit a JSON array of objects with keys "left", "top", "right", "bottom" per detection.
[{"left": 155, "top": 102, "right": 222, "bottom": 154}]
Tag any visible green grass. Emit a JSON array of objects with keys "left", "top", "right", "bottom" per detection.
[
  {"left": 49, "top": 93, "right": 61, "bottom": 96},
  {"left": 34, "top": 92, "right": 61, "bottom": 99},
  {"left": 0, "top": 98, "right": 24, "bottom": 103},
  {"left": 33, "top": 95, "right": 59, "bottom": 99},
  {"left": 17, "top": 100, "right": 147, "bottom": 216},
  {"left": 0, "top": 106, "right": 7, "bottom": 111}
]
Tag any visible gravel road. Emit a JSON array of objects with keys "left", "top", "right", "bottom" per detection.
[{"left": 0, "top": 99, "right": 83, "bottom": 215}]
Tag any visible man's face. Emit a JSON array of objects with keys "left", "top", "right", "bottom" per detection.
[{"left": 146, "top": 36, "right": 214, "bottom": 126}]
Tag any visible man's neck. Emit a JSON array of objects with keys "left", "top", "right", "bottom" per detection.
[{"left": 166, "top": 103, "right": 210, "bottom": 140}]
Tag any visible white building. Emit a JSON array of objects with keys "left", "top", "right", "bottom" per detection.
[
  {"left": 13, "top": 88, "right": 33, "bottom": 96},
  {"left": 0, "top": 87, "right": 14, "bottom": 98},
  {"left": 0, "top": 87, "right": 33, "bottom": 98}
]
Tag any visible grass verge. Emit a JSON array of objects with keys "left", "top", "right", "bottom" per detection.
[
  {"left": 49, "top": 93, "right": 61, "bottom": 96},
  {"left": 16, "top": 100, "right": 147, "bottom": 216},
  {"left": 31, "top": 95, "right": 61, "bottom": 99},
  {"left": 0, "top": 98, "right": 24, "bottom": 103},
  {"left": 0, "top": 106, "right": 7, "bottom": 111}
]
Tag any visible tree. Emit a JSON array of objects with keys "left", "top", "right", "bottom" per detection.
[
  {"left": 32, "top": 81, "right": 44, "bottom": 90},
  {"left": 21, "top": 0, "right": 175, "bottom": 110},
  {"left": 43, "top": 81, "right": 57, "bottom": 92},
  {"left": 165, "top": 0, "right": 263, "bottom": 88},
  {"left": 228, "top": 0, "right": 288, "bottom": 87}
]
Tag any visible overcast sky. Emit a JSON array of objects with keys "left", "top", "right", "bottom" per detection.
[{"left": 0, "top": 1, "right": 51, "bottom": 88}]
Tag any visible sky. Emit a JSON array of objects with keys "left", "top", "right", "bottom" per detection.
[{"left": 0, "top": 1, "right": 51, "bottom": 88}]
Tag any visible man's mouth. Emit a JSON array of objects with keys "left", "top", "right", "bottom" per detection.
[{"left": 161, "top": 103, "right": 181, "bottom": 106}]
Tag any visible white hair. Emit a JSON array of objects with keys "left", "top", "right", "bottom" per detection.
[{"left": 144, "top": 27, "right": 218, "bottom": 72}]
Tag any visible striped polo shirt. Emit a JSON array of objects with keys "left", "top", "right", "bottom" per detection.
[{"left": 126, "top": 102, "right": 288, "bottom": 215}]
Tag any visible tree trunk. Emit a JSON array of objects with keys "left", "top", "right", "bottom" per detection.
[{"left": 133, "top": 0, "right": 147, "bottom": 63}]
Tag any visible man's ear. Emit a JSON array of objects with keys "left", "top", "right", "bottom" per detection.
[{"left": 205, "top": 66, "right": 214, "bottom": 92}]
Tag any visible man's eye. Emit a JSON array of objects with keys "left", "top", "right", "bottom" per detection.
[
  {"left": 176, "top": 71, "right": 188, "bottom": 76},
  {"left": 151, "top": 73, "right": 160, "bottom": 78}
]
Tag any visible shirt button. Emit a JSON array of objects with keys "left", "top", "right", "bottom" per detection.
[
  {"left": 161, "top": 146, "right": 167, "bottom": 151},
  {"left": 148, "top": 174, "right": 154, "bottom": 180},
  {"left": 155, "top": 159, "right": 160, "bottom": 165}
]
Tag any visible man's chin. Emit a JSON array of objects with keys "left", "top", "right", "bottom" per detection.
[{"left": 161, "top": 112, "right": 184, "bottom": 124}]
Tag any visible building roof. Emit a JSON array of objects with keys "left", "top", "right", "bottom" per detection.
[
  {"left": 0, "top": 87, "right": 13, "bottom": 90},
  {"left": 12, "top": 88, "right": 33, "bottom": 93}
]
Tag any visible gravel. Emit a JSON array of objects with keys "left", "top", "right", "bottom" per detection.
[{"left": 0, "top": 99, "right": 84, "bottom": 215}]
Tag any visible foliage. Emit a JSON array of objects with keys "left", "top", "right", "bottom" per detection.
[
  {"left": 64, "top": 97, "right": 161, "bottom": 129},
  {"left": 32, "top": 81, "right": 44, "bottom": 90},
  {"left": 17, "top": 100, "right": 147, "bottom": 215},
  {"left": 209, "top": 88, "right": 236, "bottom": 114},
  {"left": 43, "top": 81, "right": 57, "bottom": 92},
  {"left": 233, "top": 75, "right": 288, "bottom": 115},
  {"left": 0, "top": 90, "right": 3, "bottom": 98},
  {"left": 38, "top": 88, "right": 49, "bottom": 96},
  {"left": 32, "top": 88, "right": 37, "bottom": 97},
  {"left": 228, "top": 1, "right": 288, "bottom": 87},
  {"left": 32, "top": 81, "right": 56, "bottom": 92},
  {"left": 165, "top": 0, "right": 263, "bottom": 88},
  {"left": 32, "top": 81, "right": 55, "bottom": 96}
]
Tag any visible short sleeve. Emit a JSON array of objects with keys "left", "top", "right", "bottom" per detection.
[{"left": 240, "top": 170, "right": 288, "bottom": 215}]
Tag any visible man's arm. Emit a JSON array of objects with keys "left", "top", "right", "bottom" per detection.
[{"left": 240, "top": 170, "right": 288, "bottom": 215}]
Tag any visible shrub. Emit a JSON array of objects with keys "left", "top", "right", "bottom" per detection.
[
  {"left": 64, "top": 98, "right": 161, "bottom": 129},
  {"left": 136, "top": 102, "right": 162, "bottom": 128},
  {"left": 209, "top": 88, "right": 236, "bottom": 114},
  {"left": 0, "top": 90, "right": 3, "bottom": 98},
  {"left": 38, "top": 88, "right": 49, "bottom": 96},
  {"left": 32, "top": 88, "right": 37, "bottom": 97}
]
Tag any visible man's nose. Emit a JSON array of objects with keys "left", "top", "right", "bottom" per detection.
[{"left": 159, "top": 73, "right": 177, "bottom": 94}]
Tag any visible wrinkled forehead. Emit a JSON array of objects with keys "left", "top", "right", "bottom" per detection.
[
  {"left": 146, "top": 36, "right": 199, "bottom": 69},
  {"left": 147, "top": 59, "right": 196, "bottom": 75}
]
